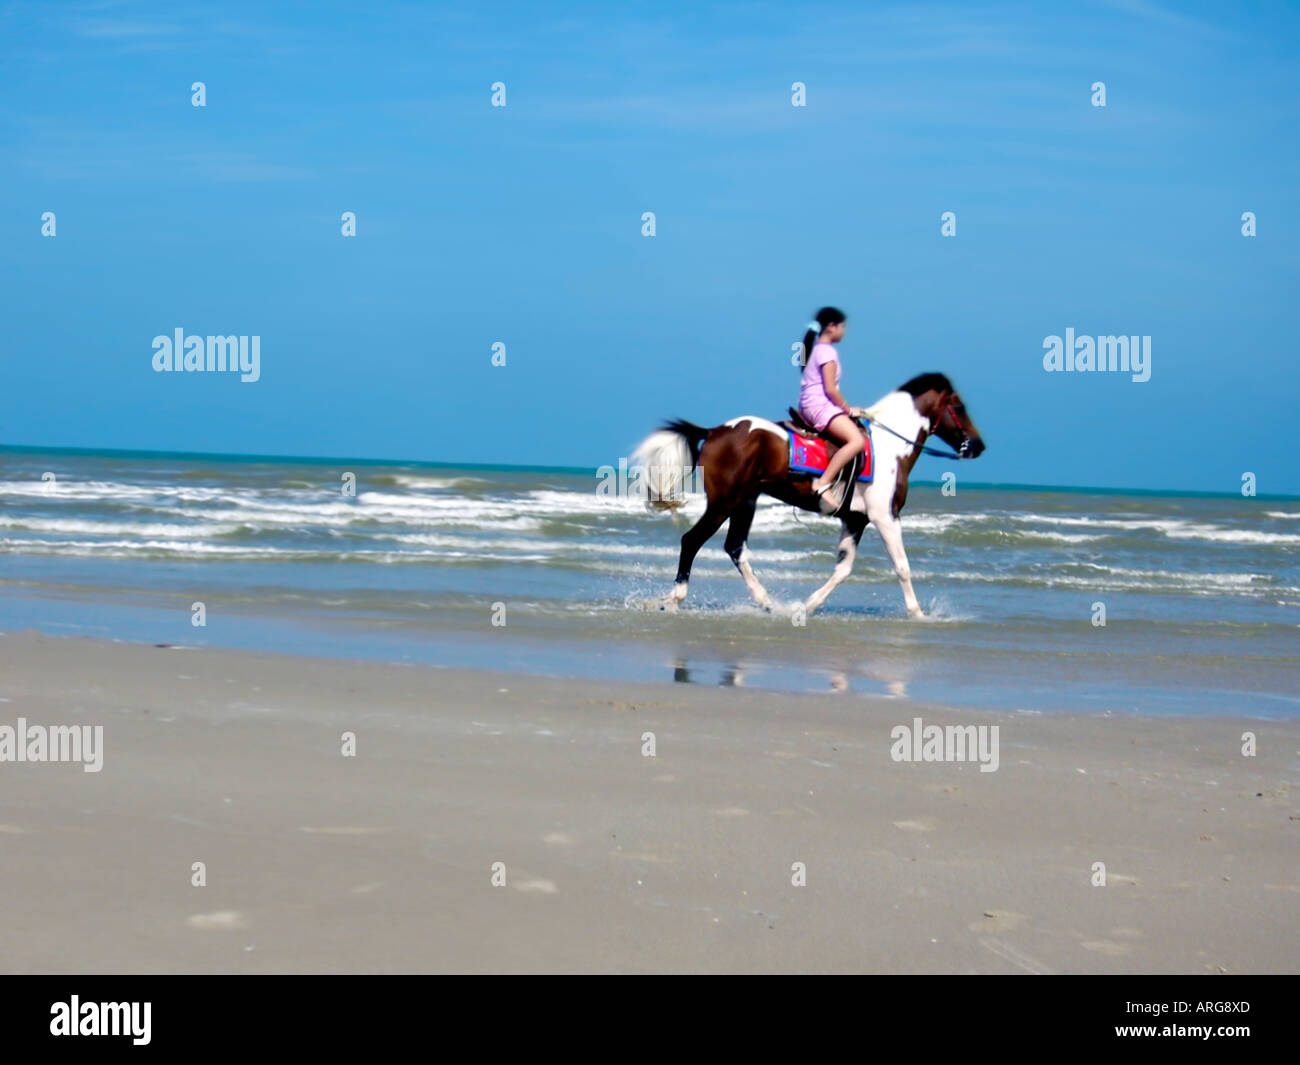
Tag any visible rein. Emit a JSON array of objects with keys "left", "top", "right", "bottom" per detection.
[{"left": 859, "top": 416, "right": 965, "bottom": 461}]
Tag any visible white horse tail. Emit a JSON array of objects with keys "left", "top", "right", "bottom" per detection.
[{"left": 630, "top": 419, "right": 709, "bottom": 511}]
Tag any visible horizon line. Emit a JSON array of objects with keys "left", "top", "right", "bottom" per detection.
[{"left": 1, "top": 442, "right": 1296, "bottom": 502}]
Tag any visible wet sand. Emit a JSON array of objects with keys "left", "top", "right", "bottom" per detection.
[{"left": 0, "top": 629, "right": 1295, "bottom": 973}]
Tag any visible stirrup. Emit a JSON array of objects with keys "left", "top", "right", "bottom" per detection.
[{"left": 814, "top": 483, "right": 842, "bottom": 515}]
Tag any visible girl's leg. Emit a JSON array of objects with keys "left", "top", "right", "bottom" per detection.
[{"left": 813, "top": 415, "right": 865, "bottom": 492}]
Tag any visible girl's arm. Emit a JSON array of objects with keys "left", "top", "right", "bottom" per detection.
[{"left": 821, "top": 362, "right": 851, "bottom": 413}]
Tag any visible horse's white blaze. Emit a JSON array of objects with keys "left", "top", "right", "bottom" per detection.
[
  {"left": 630, "top": 429, "right": 691, "bottom": 510},
  {"left": 724, "top": 415, "right": 786, "bottom": 440}
]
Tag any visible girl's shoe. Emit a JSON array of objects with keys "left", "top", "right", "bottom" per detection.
[{"left": 814, "top": 483, "right": 843, "bottom": 515}]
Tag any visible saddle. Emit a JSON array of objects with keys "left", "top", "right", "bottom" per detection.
[
  {"left": 781, "top": 407, "right": 827, "bottom": 440},
  {"left": 780, "top": 408, "right": 874, "bottom": 517}
]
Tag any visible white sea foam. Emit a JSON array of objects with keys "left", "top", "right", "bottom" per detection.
[
  {"left": 1167, "top": 527, "right": 1300, "bottom": 545},
  {"left": 389, "top": 474, "right": 490, "bottom": 489},
  {"left": 0, "top": 538, "right": 557, "bottom": 564},
  {"left": 1012, "top": 513, "right": 1300, "bottom": 545},
  {"left": 0, "top": 516, "right": 240, "bottom": 539},
  {"left": 0, "top": 480, "right": 241, "bottom": 504},
  {"left": 1074, "top": 564, "right": 1269, "bottom": 587},
  {"left": 1009, "top": 530, "right": 1107, "bottom": 544},
  {"left": 923, "top": 567, "right": 1274, "bottom": 596}
]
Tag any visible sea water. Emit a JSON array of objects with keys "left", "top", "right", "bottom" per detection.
[{"left": 1, "top": 447, "right": 1296, "bottom": 716}]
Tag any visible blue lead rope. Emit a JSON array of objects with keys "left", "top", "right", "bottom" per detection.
[{"left": 860, "top": 416, "right": 965, "bottom": 461}]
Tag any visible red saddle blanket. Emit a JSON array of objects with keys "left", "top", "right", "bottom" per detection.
[{"left": 788, "top": 429, "right": 874, "bottom": 483}]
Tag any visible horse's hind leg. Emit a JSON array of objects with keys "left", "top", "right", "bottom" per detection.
[
  {"left": 723, "top": 496, "right": 773, "bottom": 612},
  {"left": 664, "top": 502, "right": 731, "bottom": 608},
  {"left": 805, "top": 515, "right": 866, "bottom": 616}
]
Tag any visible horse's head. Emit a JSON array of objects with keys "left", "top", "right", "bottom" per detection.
[
  {"left": 932, "top": 390, "right": 985, "bottom": 459},
  {"left": 903, "top": 374, "right": 986, "bottom": 459}
]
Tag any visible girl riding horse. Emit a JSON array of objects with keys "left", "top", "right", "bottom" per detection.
[
  {"left": 798, "top": 307, "right": 868, "bottom": 514},
  {"left": 632, "top": 374, "right": 985, "bottom": 618}
]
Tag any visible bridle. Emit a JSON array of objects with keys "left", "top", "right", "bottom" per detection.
[
  {"left": 937, "top": 394, "right": 980, "bottom": 458},
  {"left": 859, "top": 391, "right": 975, "bottom": 461}
]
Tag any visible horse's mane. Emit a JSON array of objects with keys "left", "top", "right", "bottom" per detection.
[
  {"left": 898, "top": 372, "right": 953, "bottom": 396},
  {"left": 858, "top": 372, "right": 953, "bottom": 422}
]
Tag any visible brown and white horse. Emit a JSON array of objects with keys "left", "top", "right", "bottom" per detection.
[{"left": 631, "top": 373, "right": 985, "bottom": 618}]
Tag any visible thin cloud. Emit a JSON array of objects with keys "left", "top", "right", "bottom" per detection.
[
  {"left": 71, "top": 19, "right": 180, "bottom": 39},
  {"left": 1098, "top": 0, "right": 1236, "bottom": 41},
  {"left": 166, "top": 151, "right": 314, "bottom": 183}
]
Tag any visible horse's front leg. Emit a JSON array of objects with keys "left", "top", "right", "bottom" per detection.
[
  {"left": 805, "top": 517, "right": 864, "bottom": 615},
  {"left": 873, "top": 515, "right": 923, "bottom": 618}
]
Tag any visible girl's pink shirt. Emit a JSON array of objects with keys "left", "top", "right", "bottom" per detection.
[{"left": 799, "top": 342, "right": 842, "bottom": 409}]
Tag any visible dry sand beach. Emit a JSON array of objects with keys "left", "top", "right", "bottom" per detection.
[{"left": 1, "top": 629, "right": 1295, "bottom": 974}]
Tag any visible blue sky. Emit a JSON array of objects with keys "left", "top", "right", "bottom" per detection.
[{"left": 2, "top": 0, "right": 1298, "bottom": 492}]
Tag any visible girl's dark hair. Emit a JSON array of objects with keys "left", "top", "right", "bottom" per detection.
[{"left": 801, "top": 307, "right": 846, "bottom": 367}]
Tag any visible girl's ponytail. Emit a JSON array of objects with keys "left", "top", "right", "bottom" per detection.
[{"left": 801, "top": 321, "right": 820, "bottom": 367}]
